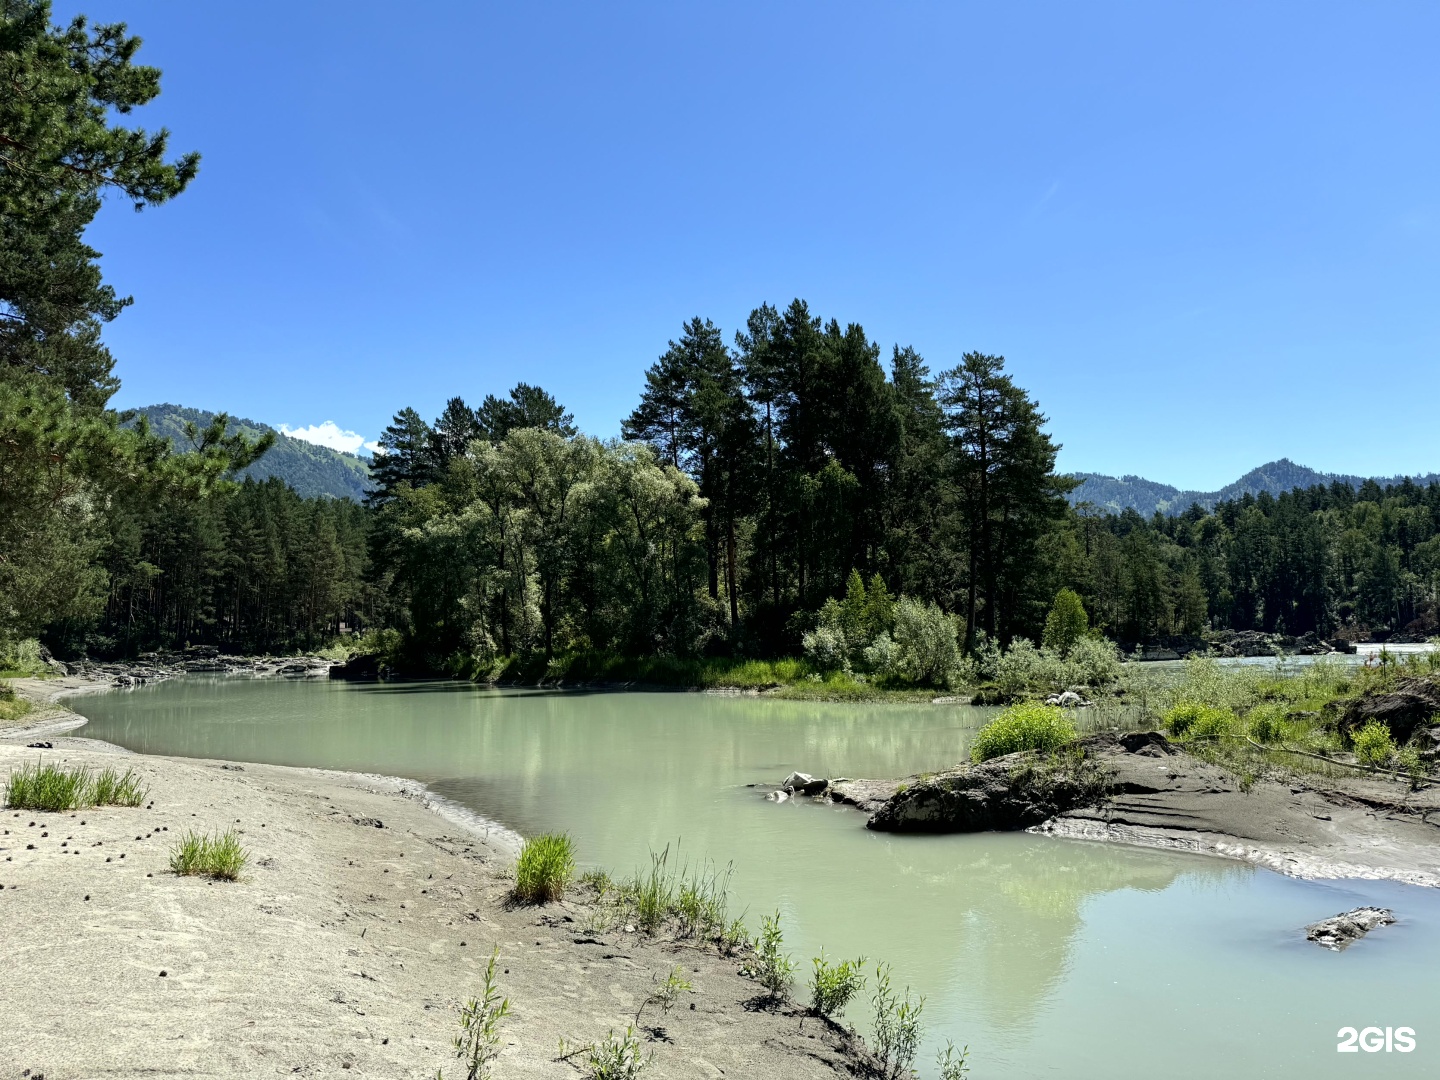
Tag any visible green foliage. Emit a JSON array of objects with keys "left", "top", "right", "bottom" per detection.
[
  {"left": 513, "top": 833, "right": 576, "bottom": 903},
  {"left": 936, "top": 1041, "right": 972, "bottom": 1080},
  {"left": 809, "top": 951, "right": 867, "bottom": 1018},
  {"left": 1163, "top": 702, "right": 1238, "bottom": 739},
  {"left": 871, "top": 962, "right": 925, "bottom": 1080},
  {"left": 0, "top": 638, "right": 51, "bottom": 678},
  {"left": 449, "top": 947, "right": 510, "bottom": 1080},
  {"left": 5, "top": 759, "right": 146, "bottom": 810},
  {"left": 585, "top": 1026, "right": 649, "bottom": 1079},
  {"left": 970, "top": 703, "right": 1077, "bottom": 762},
  {"left": 169, "top": 829, "right": 248, "bottom": 880},
  {"left": 644, "top": 965, "right": 692, "bottom": 1018},
  {"left": 1351, "top": 721, "right": 1396, "bottom": 767},
  {"left": 606, "top": 845, "right": 734, "bottom": 941},
  {"left": 0, "top": 683, "right": 32, "bottom": 722},
  {"left": 1042, "top": 588, "right": 1089, "bottom": 656},
  {"left": 888, "top": 597, "right": 960, "bottom": 686},
  {"left": 753, "top": 910, "right": 796, "bottom": 1000},
  {"left": 1246, "top": 703, "right": 1288, "bottom": 744}
]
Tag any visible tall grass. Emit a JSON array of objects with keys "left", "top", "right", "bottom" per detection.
[
  {"left": 513, "top": 833, "right": 576, "bottom": 903},
  {"left": 596, "top": 844, "right": 736, "bottom": 941},
  {"left": 5, "top": 760, "right": 148, "bottom": 811},
  {"left": 970, "top": 703, "right": 1077, "bottom": 762},
  {"left": 169, "top": 829, "right": 248, "bottom": 880}
]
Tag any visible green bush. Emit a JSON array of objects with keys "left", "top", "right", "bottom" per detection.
[
  {"left": 891, "top": 597, "right": 960, "bottom": 686},
  {"left": 970, "top": 703, "right": 1076, "bottom": 762},
  {"left": 753, "top": 910, "right": 796, "bottom": 1000},
  {"left": 170, "top": 829, "right": 248, "bottom": 880},
  {"left": 1246, "top": 704, "right": 1288, "bottom": 744},
  {"left": 513, "top": 832, "right": 576, "bottom": 903},
  {"left": 1351, "top": 721, "right": 1396, "bottom": 767},
  {"left": 1163, "top": 702, "right": 1237, "bottom": 739},
  {"left": 810, "top": 951, "right": 867, "bottom": 1018}
]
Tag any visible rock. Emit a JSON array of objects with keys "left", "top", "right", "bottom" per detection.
[
  {"left": 780, "top": 772, "right": 828, "bottom": 796},
  {"left": 1328, "top": 638, "right": 1359, "bottom": 654},
  {"left": 866, "top": 740, "right": 1112, "bottom": 833},
  {"left": 1044, "top": 690, "right": 1092, "bottom": 708},
  {"left": 1305, "top": 907, "right": 1395, "bottom": 951},
  {"left": 330, "top": 654, "right": 382, "bottom": 680},
  {"left": 1218, "top": 630, "right": 1279, "bottom": 658},
  {"left": 1339, "top": 676, "right": 1440, "bottom": 744}
]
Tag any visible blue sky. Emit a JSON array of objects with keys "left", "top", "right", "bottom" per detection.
[{"left": 66, "top": 1, "right": 1440, "bottom": 489}]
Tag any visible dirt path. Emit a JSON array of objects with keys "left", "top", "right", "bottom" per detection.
[{"left": 0, "top": 684, "right": 866, "bottom": 1080}]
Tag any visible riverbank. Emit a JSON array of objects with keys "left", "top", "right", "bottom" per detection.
[
  {"left": 824, "top": 732, "right": 1440, "bottom": 887},
  {"left": 0, "top": 681, "right": 871, "bottom": 1079}
]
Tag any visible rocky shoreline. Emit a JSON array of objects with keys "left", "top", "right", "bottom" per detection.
[{"left": 773, "top": 732, "right": 1440, "bottom": 889}]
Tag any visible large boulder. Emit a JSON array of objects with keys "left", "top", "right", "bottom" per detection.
[
  {"left": 866, "top": 737, "right": 1118, "bottom": 834},
  {"left": 1339, "top": 676, "right": 1440, "bottom": 744}
]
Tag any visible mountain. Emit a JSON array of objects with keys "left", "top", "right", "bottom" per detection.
[
  {"left": 1070, "top": 458, "right": 1440, "bottom": 517},
  {"left": 131, "top": 404, "right": 372, "bottom": 501}
]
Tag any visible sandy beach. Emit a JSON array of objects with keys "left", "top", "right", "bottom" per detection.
[{"left": 0, "top": 680, "right": 867, "bottom": 1079}]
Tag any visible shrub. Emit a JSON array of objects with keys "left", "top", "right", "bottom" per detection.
[
  {"left": 513, "top": 833, "right": 576, "bottom": 903},
  {"left": 170, "top": 829, "right": 248, "bottom": 880},
  {"left": 810, "top": 951, "right": 867, "bottom": 1018},
  {"left": 753, "top": 910, "right": 796, "bottom": 1000},
  {"left": 863, "top": 632, "right": 901, "bottom": 677},
  {"left": 0, "top": 683, "right": 32, "bottom": 723},
  {"left": 1067, "top": 635, "right": 1120, "bottom": 687},
  {"left": 449, "top": 947, "right": 510, "bottom": 1080},
  {"left": 1163, "top": 702, "right": 1236, "bottom": 739},
  {"left": 937, "top": 1041, "right": 971, "bottom": 1080},
  {"left": 586, "top": 1026, "right": 649, "bottom": 1079},
  {"left": 1042, "top": 588, "right": 1089, "bottom": 656},
  {"left": 970, "top": 703, "right": 1076, "bottom": 762},
  {"left": 1246, "top": 704, "right": 1288, "bottom": 744},
  {"left": 891, "top": 597, "right": 960, "bottom": 686},
  {"left": 801, "top": 626, "right": 850, "bottom": 672},
  {"left": 871, "top": 962, "right": 924, "bottom": 1079},
  {"left": 993, "top": 638, "right": 1048, "bottom": 699},
  {"left": 1352, "top": 721, "right": 1396, "bottom": 767}
]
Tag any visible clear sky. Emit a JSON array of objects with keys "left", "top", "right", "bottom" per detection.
[{"left": 62, "top": 1, "right": 1440, "bottom": 489}]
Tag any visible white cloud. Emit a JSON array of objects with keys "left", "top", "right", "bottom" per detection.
[{"left": 278, "top": 421, "right": 377, "bottom": 456}]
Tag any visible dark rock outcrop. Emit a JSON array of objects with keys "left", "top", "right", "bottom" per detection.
[
  {"left": 1339, "top": 677, "right": 1440, "bottom": 744},
  {"left": 329, "top": 653, "right": 383, "bottom": 680},
  {"left": 865, "top": 736, "right": 1122, "bottom": 833},
  {"left": 1305, "top": 907, "right": 1395, "bottom": 951}
]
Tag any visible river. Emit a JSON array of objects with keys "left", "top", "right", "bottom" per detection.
[{"left": 69, "top": 677, "right": 1439, "bottom": 1078}]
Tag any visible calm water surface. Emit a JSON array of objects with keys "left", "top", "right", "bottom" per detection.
[{"left": 71, "top": 678, "right": 1440, "bottom": 1078}]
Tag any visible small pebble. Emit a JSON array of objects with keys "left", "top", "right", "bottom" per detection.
[
  {"left": 159, "top": 970, "right": 167, "bottom": 977},
  {"left": 84, "top": 895, "right": 89, "bottom": 901}
]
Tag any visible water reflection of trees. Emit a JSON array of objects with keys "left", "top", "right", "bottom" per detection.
[{"left": 849, "top": 834, "right": 1248, "bottom": 1032}]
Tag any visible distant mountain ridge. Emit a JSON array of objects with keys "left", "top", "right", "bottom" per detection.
[
  {"left": 1070, "top": 458, "right": 1440, "bottom": 517},
  {"left": 131, "top": 404, "right": 372, "bottom": 501}
]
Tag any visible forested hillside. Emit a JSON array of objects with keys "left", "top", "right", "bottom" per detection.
[
  {"left": 1071, "top": 459, "right": 1440, "bottom": 517},
  {"left": 133, "top": 404, "right": 372, "bottom": 501}
]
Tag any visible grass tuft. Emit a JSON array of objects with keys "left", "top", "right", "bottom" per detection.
[
  {"left": 5, "top": 759, "right": 148, "bottom": 811},
  {"left": 169, "top": 829, "right": 248, "bottom": 880},
  {"left": 513, "top": 832, "right": 576, "bottom": 903},
  {"left": 970, "top": 703, "right": 1076, "bottom": 762}
]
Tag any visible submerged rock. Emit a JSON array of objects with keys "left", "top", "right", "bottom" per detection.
[
  {"left": 1045, "top": 690, "right": 1093, "bottom": 708},
  {"left": 1305, "top": 907, "right": 1396, "bottom": 951}
]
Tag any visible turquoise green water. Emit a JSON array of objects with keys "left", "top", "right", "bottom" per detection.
[{"left": 71, "top": 678, "right": 1440, "bottom": 1078}]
